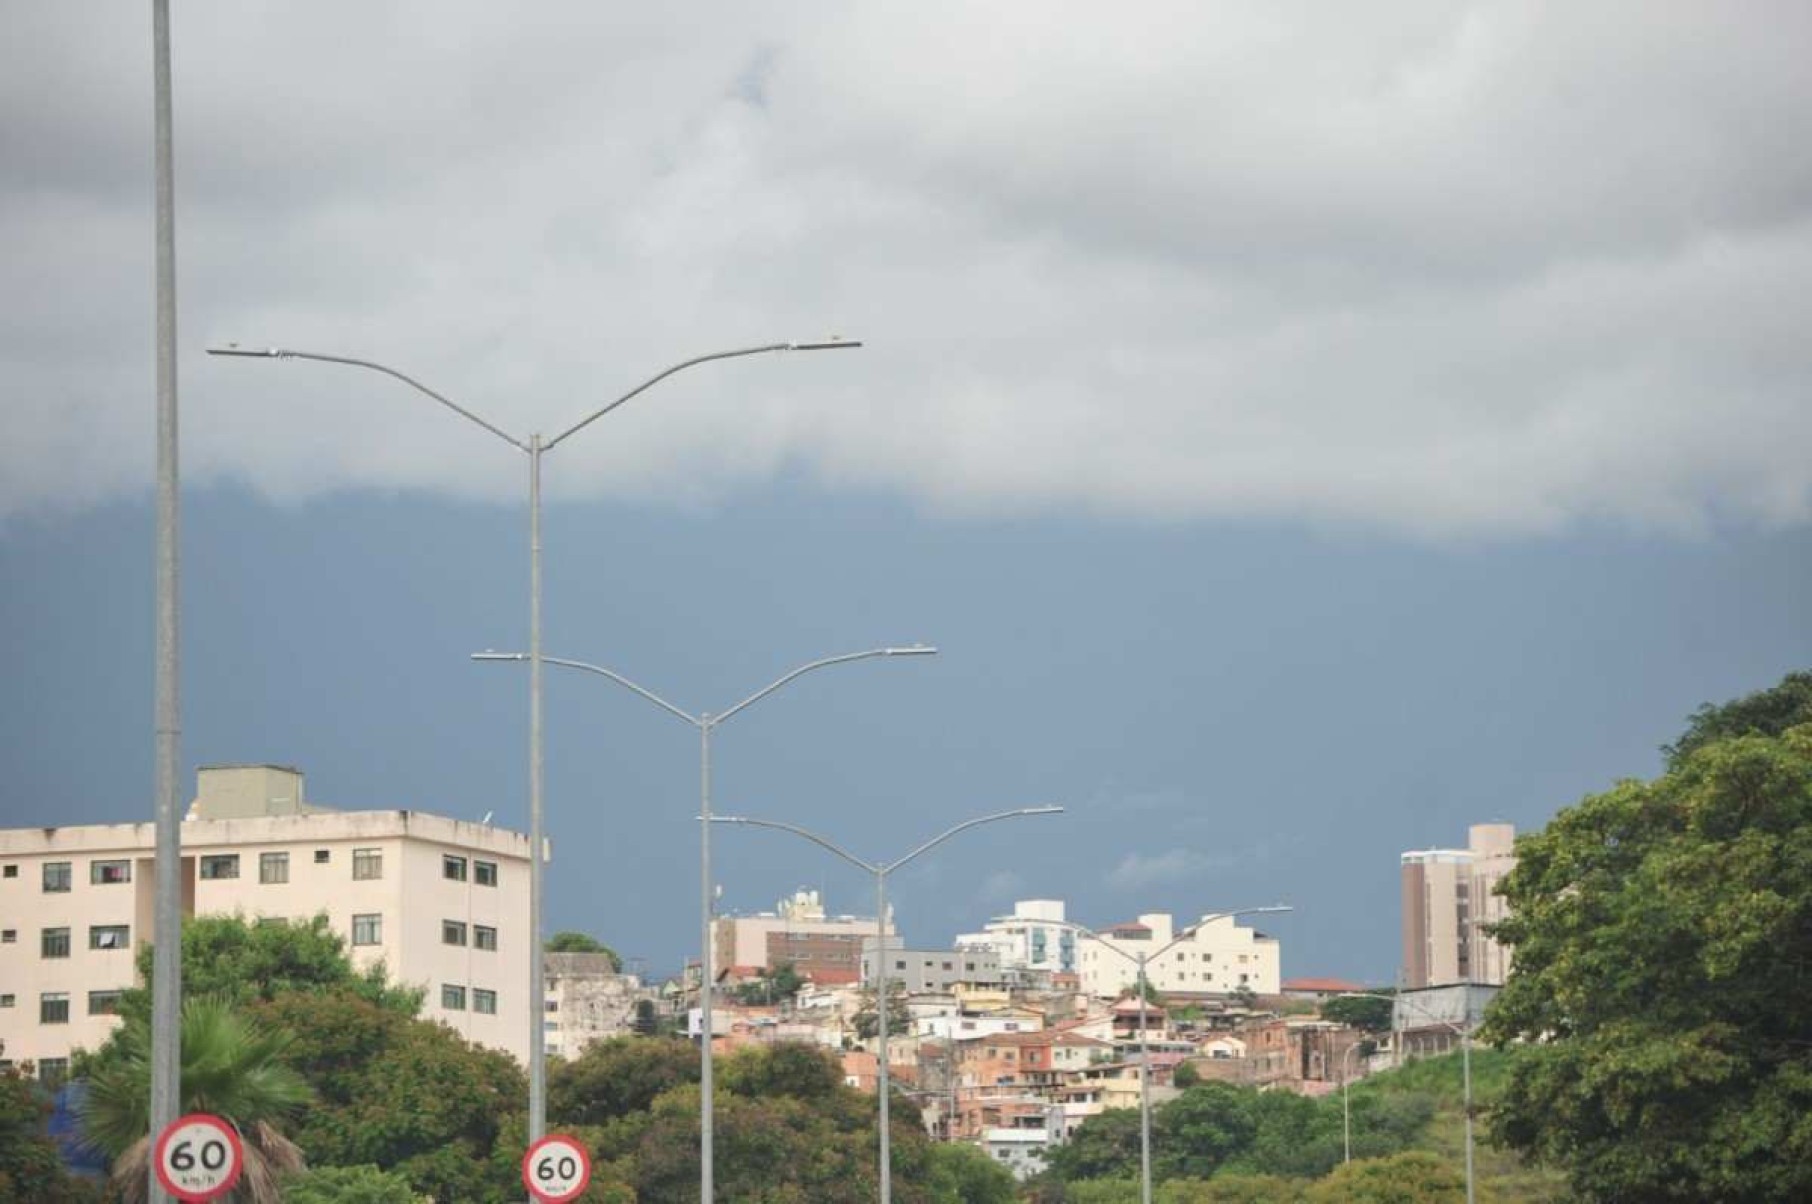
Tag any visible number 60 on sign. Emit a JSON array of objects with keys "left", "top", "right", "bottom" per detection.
[
  {"left": 522, "top": 1133, "right": 592, "bottom": 1203},
  {"left": 153, "top": 1113, "right": 244, "bottom": 1202}
]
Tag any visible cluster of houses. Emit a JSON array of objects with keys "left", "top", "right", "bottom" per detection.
[{"left": 546, "top": 895, "right": 1486, "bottom": 1180}]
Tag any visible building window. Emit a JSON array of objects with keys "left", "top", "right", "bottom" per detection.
[
  {"left": 0, "top": 994, "right": 14, "bottom": 1007},
  {"left": 91, "top": 859, "right": 132, "bottom": 885},
  {"left": 90, "top": 924, "right": 130, "bottom": 950},
  {"left": 260, "top": 852, "right": 289, "bottom": 884},
  {"left": 473, "top": 988, "right": 497, "bottom": 1015},
  {"left": 89, "top": 990, "right": 124, "bottom": 1016},
  {"left": 314, "top": 849, "right": 330, "bottom": 864},
  {"left": 42, "top": 927, "right": 71, "bottom": 958},
  {"left": 352, "top": 914, "right": 382, "bottom": 946},
  {"left": 43, "top": 861, "right": 72, "bottom": 893},
  {"left": 38, "top": 1058, "right": 69, "bottom": 1089},
  {"left": 353, "top": 848, "right": 383, "bottom": 881},
  {"left": 474, "top": 925, "right": 497, "bottom": 952},
  {"left": 199, "top": 854, "right": 240, "bottom": 880},
  {"left": 1, "top": 929, "right": 14, "bottom": 943},
  {"left": 256, "top": 917, "right": 288, "bottom": 929},
  {"left": 545, "top": 999, "right": 559, "bottom": 1014},
  {"left": 41, "top": 992, "right": 70, "bottom": 1024},
  {"left": 2, "top": 864, "right": 15, "bottom": 878},
  {"left": 443, "top": 855, "right": 468, "bottom": 882},
  {"left": 443, "top": 921, "right": 468, "bottom": 947},
  {"left": 441, "top": 984, "right": 466, "bottom": 1010},
  {"left": 475, "top": 860, "right": 498, "bottom": 887}
]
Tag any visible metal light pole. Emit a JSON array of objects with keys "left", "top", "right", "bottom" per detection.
[
  {"left": 209, "top": 338, "right": 859, "bottom": 1139},
  {"left": 473, "top": 645, "right": 936, "bottom": 1201},
  {"left": 1058, "top": 906, "right": 1292, "bottom": 1204},
  {"left": 1343, "top": 991, "right": 1474, "bottom": 1204},
  {"left": 715, "top": 807, "right": 1063, "bottom": 1204},
  {"left": 149, "top": 4, "right": 182, "bottom": 1201},
  {"left": 1340, "top": 1040, "right": 1363, "bottom": 1164}
]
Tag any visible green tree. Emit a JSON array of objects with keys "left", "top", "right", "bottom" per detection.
[
  {"left": 80, "top": 996, "right": 311, "bottom": 1204},
  {"left": 1155, "top": 1081, "right": 1258, "bottom": 1179},
  {"left": 1172, "top": 1059, "right": 1201, "bottom": 1089},
  {"left": 546, "top": 931, "right": 623, "bottom": 969},
  {"left": 1321, "top": 991, "right": 1394, "bottom": 1032},
  {"left": 1663, "top": 669, "right": 1812, "bottom": 767},
  {"left": 1043, "top": 1107, "right": 1143, "bottom": 1181},
  {"left": 0, "top": 1069, "right": 99, "bottom": 1203},
  {"left": 733, "top": 960, "right": 804, "bottom": 1005},
  {"left": 1482, "top": 696, "right": 1812, "bottom": 1202},
  {"left": 853, "top": 979, "right": 913, "bottom": 1040},
  {"left": 924, "top": 1140, "right": 1019, "bottom": 1203},
  {"left": 549, "top": 1035, "right": 697, "bottom": 1128},
  {"left": 1303, "top": 1150, "right": 1467, "bottom": 1202},
  {"left": 283, "top": 1163, "right": 421, "bottom": 1203},
  {"left": 258, "top": 987, "right": 525, "bottom": 1203},
  {"left": 110, "top": 914, "right": 420, "bottom": 1030}
]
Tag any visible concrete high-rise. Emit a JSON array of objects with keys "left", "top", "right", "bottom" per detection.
[{"left": 1400, "top": 822, "right": 1516, "bottom": 989}]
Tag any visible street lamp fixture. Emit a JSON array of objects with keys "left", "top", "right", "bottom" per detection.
[
  {"left": 473, "top": 643, "right": 934, "bottom": 1202},
  {"left": 209, "top": 335, "right": 861, "bottom": 1145},
  {"left": 714, "top": 806, "right": 1063, "bottom": 1204}
]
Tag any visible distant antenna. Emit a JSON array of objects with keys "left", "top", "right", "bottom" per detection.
[{"left": 481, "top": 810, "right": 494, "bottom": 825}]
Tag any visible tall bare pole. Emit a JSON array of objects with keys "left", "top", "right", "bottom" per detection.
[{"left": 149, "top": 2, "right": 183, "bottom": 1201}]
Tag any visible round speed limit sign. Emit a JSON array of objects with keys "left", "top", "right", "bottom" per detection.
[
  {"left": 153, "top": 1113, "right": 243, "bottom": 1202},
  {"left": 522, "top": 1133, "right": 592, "bottom": 1203}
]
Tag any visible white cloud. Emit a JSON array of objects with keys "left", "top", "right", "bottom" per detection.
[
  {"left": 3, "top": 2, "right": 1809, "bottom": 535},
  {"left": 1105, "top": 849, "right": 1226, "bottom": 892}
]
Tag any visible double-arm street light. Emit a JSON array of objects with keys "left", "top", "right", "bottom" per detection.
[
  {"left": 209, "top": 337, "right": 859, "bottom": 1140},
  {"left": 1057, "top": 906, "right": 1293, "bottom": 1204},
  {"left": 715, "top": 807, "right": 1063, "bottom": 1204},
  {"left": 472, "top": 645, "right": 935, "bottom": 1201}
]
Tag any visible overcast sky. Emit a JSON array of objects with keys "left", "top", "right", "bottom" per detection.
[{"left": 2, "top": 3, "right": 1809, "bottom": 984}]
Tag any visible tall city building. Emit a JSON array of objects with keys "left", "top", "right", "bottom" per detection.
[
  {"left": 1400, "top": 822, "right": 1517, "bottom": 989},
  {"left": 1075, "top": 912, "right": 1282, "bottom": 998},
  {"left": 956, "top": 899, "right": 1077, "bottom": 974},
  {"left": 713, "top": 888, "right": 894, "bottom": 984},
  {"left": 0, "top": 764, "right": 532, "bottom": 1085}
]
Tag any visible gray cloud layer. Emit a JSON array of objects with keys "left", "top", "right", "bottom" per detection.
[{"left": 4, "top": 2, "right": 1808, "bottom": 535}]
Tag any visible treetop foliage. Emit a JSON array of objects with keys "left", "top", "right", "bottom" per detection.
[
  {"left": 545, "top": 931, "right": 623, "bottom": 970},
  {"left": 1483, "top": 671, "right": 1812, "bottom": 1202}
]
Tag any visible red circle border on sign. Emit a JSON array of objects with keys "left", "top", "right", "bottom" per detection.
[
  {"left": 521, "top": 1132, "right": 593, "bottom": 1203},
  {"left": 152, "top": 1112, "right": 245, "bottom": 1203}
]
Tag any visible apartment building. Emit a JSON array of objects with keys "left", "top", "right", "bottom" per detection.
[
  {"left": 0, "top": 765, "right": 531, "bottom": 1083},
  {"left": 713, "top": 888, "right": 894, "bottom": 982},
  {"left": 860, "top": 940, "right": 1007, "bottom": 993},
  {"left": 1075, "top": 912, "right": 1282, "bottom": 998},
  {"left": 1400, "top": 822, "right": 1516, "bottom": 989},
  {"left": 955, "top": 899, "right": 1078, "bottom": 974}
]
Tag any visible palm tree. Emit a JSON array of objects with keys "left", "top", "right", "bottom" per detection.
[{"left": 80, "top": 995, "right": 311, "bottom": 1204}]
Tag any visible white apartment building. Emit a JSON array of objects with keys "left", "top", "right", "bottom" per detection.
[
  {"left": 0, "top": 765, "right": 531, "bottom": 1084},
  {"left": 1076, "top": 912, "right": 1282, "bottom": 998},
  {"left": 956, "top": 899, "right": 1077, "bottom": 974},
  {"left": 1400, "top": 822, "right": 1516, "bottom": 989}
]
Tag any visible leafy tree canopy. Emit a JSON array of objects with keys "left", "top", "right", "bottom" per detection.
[
  {"left": 1320, "top": 991, "right": 1394, "bottom": 1033},
  {"left": 733, "top": 960, "right": 804, "bottom": 1005},
  {"left": 0, "top": 1070, "right": 99, "bottom": 1204},
  {"left": 258, "top": 987, "right": 526, "bottom": 1204},
  {"left": 1483, "top": 683, "right": 1812, "bottom": 1203},
  {"left": 1663, "top": 669, "right": 1812, "bottom": 768},
  {"left": 546, "top": 931, "right": 622, "bottom": 969},
  {"left": 282, "top": 1164, "right": 421, "bottom": 1204},
  {"left": 1302, "top": 1151, "right": 1466, "bottom": 1203},
  {"left": 114, "top": 914, "right": 420, "bottom": 1029}
]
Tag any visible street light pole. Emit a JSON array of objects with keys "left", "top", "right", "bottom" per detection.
[
  {"left": 474, "top": 645, "right": 934, "bottom": 1201},
  {"left": 149, "top": 5, "right": 182, "bottom": 1201},
  {"left": 210, "top": 337, "right": 859, "bottom": 1141},
  {"left": 1341, "top": 1040, "right": 1362, "bottom": 1164},
  {"left": 715, "top": 807, "right": 1063, "bottom": 1204},
  {"left": 1056, "top": 906, "right": 1293, "bottom": 1204}
]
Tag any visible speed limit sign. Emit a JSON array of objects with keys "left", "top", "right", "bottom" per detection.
[
  {"left": 152, "top": 1113, "right": 243, "bottom": 1202},
  {"left": 522, "top": 1133, "right": 592, "bottom": 1203}
]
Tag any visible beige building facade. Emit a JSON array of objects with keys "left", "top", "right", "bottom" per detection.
[
  {"left": 713, "top": 888, "right": 894, "bottom": 982},
  {"left": 1076, "top": 912, "right": 1282, "bottom": 998},
  {"left": 0, "top": 765, "right": 532, "bottom": 1083},
  {"left": 1400, "top": 822, "right": 1516, "bottom": 989}
]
